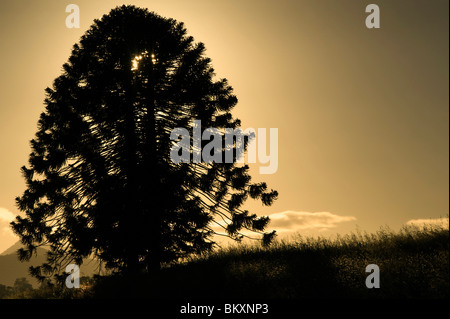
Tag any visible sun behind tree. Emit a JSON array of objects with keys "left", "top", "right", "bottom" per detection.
[{"left": 11, "top": 5, "right": 277, "bottom": 281}]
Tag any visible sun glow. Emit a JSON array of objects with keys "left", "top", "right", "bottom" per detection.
[
  {"left": 131, "top": 51, "right": 158, "bottom": 71},
  {"left": 131, "top": 55, "right": 143, "bottom": 71}
]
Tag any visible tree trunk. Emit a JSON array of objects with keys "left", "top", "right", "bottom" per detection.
[
  {"left": 145, "top": 58, "right": 162, "bottom": 274},
  {"left": 123, "top": 63, "right": 141, "bottom": 274}
]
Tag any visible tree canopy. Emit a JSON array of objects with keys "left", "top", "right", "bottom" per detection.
[{"left": 11, "top": 5, "right": 277, "bottom": 279}]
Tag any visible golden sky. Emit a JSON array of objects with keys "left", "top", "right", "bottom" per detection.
[{"left": 0, "top": 0, "right": 448, "bottom": 252}]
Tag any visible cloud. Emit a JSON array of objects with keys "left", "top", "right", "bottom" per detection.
[
  {"left": 208, "top": 211, "right": 356, "bottom": 238},
  {"left": 0, "top": 208, "right": 17, "bottom": 237},
  {"left": 268, "top": 211, "right": 357, "bottom": 232},
  {"left": 406, "top": 217, "right": 449, "bottom": 229},
  {"left": 0, "top": 207, "right": 16, "bottom": 222},
  {"left": 0, "top": 207, "right": 19, "bottom": 253}
]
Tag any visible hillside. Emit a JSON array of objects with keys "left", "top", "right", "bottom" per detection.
[
  {"left": 89, "top": 225, "right": 449, "bottom": 299},
  {"left": 1, "top": 225, "right": 448, "bottom": 298}
]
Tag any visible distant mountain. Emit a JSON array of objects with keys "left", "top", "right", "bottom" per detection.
[
  {"left": 0, "top": 247, "right": 48, "bottom": 287},
  {"left": 0, "top": 241, "right": 103, "bottom": 288},
  {"left": 0, "top": 240, "right": 26, "bottom": 256}
]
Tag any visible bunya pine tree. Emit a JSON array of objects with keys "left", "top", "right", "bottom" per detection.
[{"left": 11, "top": 5, "right": 278, "bottom": 280}]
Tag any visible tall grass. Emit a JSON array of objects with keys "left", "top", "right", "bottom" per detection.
[{"left": 87, "top": 224, "right": 448, "bottom": 299}]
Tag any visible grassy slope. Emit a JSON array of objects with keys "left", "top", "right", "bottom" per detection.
[{"left": 90, "top": 225, "right": 449, "bottom": 299}]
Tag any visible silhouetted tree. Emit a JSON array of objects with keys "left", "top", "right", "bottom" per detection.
[
  {"left": 13, "top": 277, "right": 33, "bottom": 295},
  {"left": 0, "top": 284, "right": 12, "bottom": 298},
  {"left": 11, "top": 5, "right": 277, "bottom": 279}
]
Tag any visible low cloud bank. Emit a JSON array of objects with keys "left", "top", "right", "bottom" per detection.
[
  {"left": 406, "top": 217, "right": 449, "bottom": 229},
  {"left": 268, "top": 211, "right": 356, "bottom": 233}
]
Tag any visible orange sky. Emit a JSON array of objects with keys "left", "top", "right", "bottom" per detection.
[{"left": 0, "top": 0, "right": 448, "bottom": 252}]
